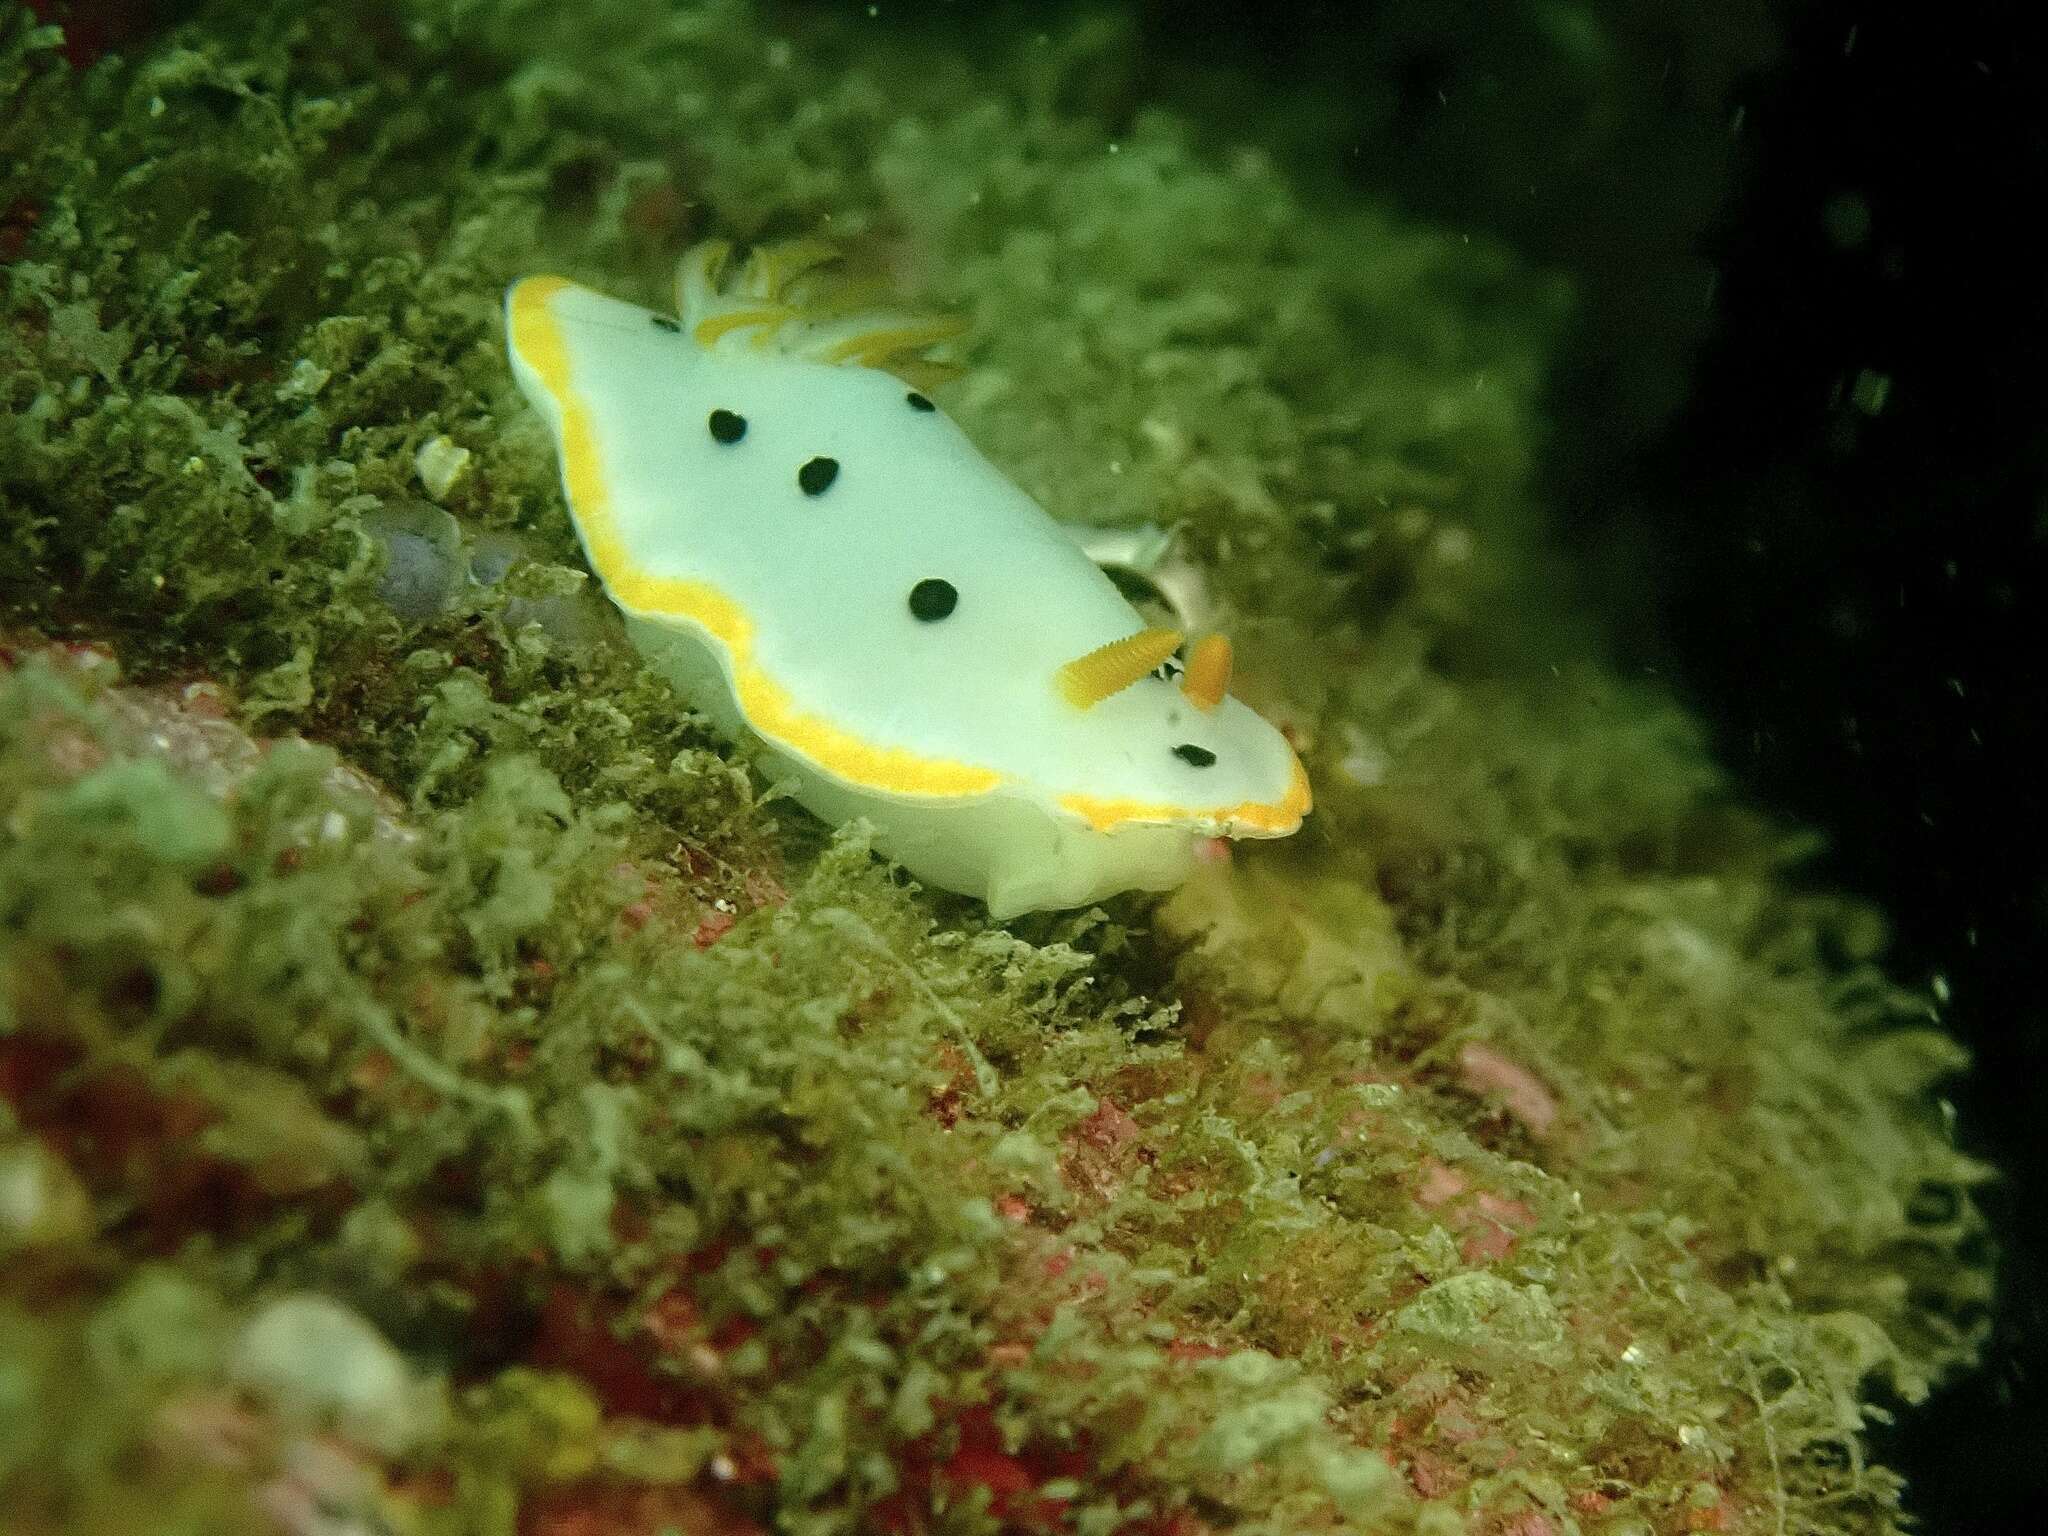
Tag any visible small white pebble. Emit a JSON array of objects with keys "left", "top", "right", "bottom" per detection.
[
  {"left": 413, "top": 435, "right": 472, "bottom": 502},
  {"left": 230, "top": 1294, "right": 442, "bottom": 1455},
  {"left": 279, "top": 358, "right": 332, "bottom": 400}
]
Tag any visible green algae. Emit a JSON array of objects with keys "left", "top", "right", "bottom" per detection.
[
  {"left": 53, "top": 756, "right": 235, "bottom": 865},
  {"left": 0, "top": 4, "right": 1991, "bottom": 1535}
]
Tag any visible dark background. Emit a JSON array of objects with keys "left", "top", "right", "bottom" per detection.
[
  {"left": 1210, "top": 0, "right": 2048, "bottom": 1525},
  {"left": 1126, "top": 0, "right": 2046, "bottom": 1524},
  {"left": 1627, "top": 5, "right": 2046, "bottom": 1523}
]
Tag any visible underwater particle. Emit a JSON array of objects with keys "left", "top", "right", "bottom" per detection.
[
  {"left": 413, "top": 434, "right": 472, "bottom": 501},
  {"left": 503, "top": 243, "right": 1309, "bottom": 917},
  {"left": 1851, "top": 369, "right": 1892, "bottom": 415},
  {"left": 1822, "top": 191, "right": 1873, "bottom": 250},
  {"left": 229, "top": 1293, "right": 444, "bottom": 1455},
  {"left": 709, "top": 407, "right": 747, "bottom": 443}
]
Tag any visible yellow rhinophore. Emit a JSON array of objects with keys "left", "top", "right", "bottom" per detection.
[
  {"left": 1056, "top": 628, "right": 1185, "bottom": 709},
  {"left": 1182, "top": 634, "right": 1234, "bottom": 713}
]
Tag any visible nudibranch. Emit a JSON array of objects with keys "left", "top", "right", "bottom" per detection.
[{"left": 505, "top": 241, "right": 1309, "bottom": 917}]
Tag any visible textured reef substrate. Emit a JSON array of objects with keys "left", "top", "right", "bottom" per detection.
[{"left": 0, "top": 4, "right": 1990, "bottom": 1534}]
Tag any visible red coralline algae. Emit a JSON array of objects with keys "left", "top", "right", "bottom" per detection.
[
  {"left": 1459, "top": 1191, "right": 1536, "bottom": 1265},
  {"left": 1455, "top": 1042, "right": 1560, "bottom": 1140},
  {"left": 691, "top": 908, "right": 737, "bottom": 948},
  {"left": 1406, "top": 1448, "right": 1462, "bottom": 1500},
  {"left": 520, "top": 1483, "right": 763, "bottom": 1536},
  {"left": 874, "top": 1405, "right": 1088, "bottom": 1535},
  {"left": 1414, "top": 1159, "right": 1468, "bottom": 1208},
  {"left": 1410, "top": 1158, "right": 1538, "bottom": 1264},
  {"left": 1077, "top": 1096, "right": 1141, "bottom": 1150},
  {"left": 526, "top": 1284, "right": 714, "bottom": 1426}
]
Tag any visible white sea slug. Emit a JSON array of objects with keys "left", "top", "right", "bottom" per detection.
[{"left": 505, "top": 241, "right": 1309, "bottom": 918}]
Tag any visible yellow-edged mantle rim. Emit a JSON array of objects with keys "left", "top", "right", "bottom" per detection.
[{"left": 507, "top": 274, "right": 1311, "bottom": 835}]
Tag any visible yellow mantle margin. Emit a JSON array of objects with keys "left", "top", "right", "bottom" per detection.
[{"left": 506, "top": 274, "right": 1310, "bottom": 834}]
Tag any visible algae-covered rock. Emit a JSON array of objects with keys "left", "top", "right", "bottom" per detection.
[{"left": 0, "top": 4, "right": 1990, "bottom": 1535}]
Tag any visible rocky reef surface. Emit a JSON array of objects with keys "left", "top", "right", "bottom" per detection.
[{"left": 0, "top": 4, "right": 1989, "bottom": 1534}]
